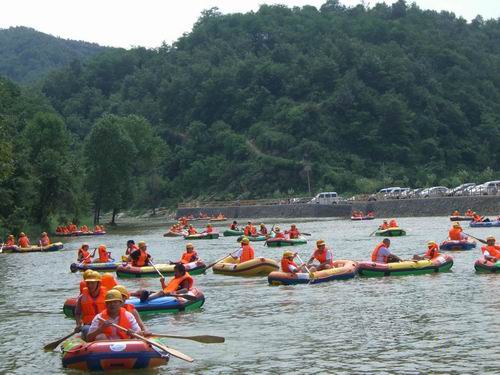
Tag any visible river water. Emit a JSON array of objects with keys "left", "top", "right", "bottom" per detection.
[{"left": 0, "top": 216, "right": 499, "bottom": 374}]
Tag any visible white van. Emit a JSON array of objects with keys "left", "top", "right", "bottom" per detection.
[{"left": 308, "top": 192, "right": 340, "bottom": 204}]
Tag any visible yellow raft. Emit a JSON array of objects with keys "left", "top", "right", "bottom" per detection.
[
  {"left": 2, "top": 242, "right": 64, "bottom": 253},
  {"left": 212, "top": 256, "right": 279, "bottom": 277}
]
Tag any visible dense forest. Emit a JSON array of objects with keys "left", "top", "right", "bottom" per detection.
[
  {"left": 1, "top": 0, "right": 500, "bottom": 232},
  {"left": 0, "top": 26, "right": 109, "bottom": 83}
]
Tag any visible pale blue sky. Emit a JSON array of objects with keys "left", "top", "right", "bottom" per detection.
[{"left": 1, "top": 0, "right": 498, "bottom": 48}]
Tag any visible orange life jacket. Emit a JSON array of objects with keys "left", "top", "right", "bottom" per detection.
[
  {"left": 389, "top": 220, "right": 398, "bottom": 228},
  {"left": 101, "top": 275, "right": 117, "bottom": 291},
  {"left": 481, "top": 245, "right": 500, "bottom": 258},
  {"left": 281, "top": 258, "right": 298, "bottom": 273},
  {"left": 380, "top": 223, "right": 389, "bottom": 230},
  {"left": 5, "top": 238, "right": 15, "bottom": 246},
  {"left": 288, "top": 229, "right": 300, "bottom": 239},
  {"left": 313, "top": 248, "right": 333, "bottom": 265},
  {"left": 180, "top": 251, "right": 197, "bottom": 264},
  {"left": 240, "top": 245, "right": 254, "bottom": 263},
  {"left": 449, "top": 228, "right": 463, "bottom": 241},
  {"left": 18, "top": 236, "right": 30, "bottom": 248},
  {"left": 206, "top": 227, "right": 213, "bottom": 233},
  {"left": 78, "top": 248, "right": 92, "bottom": 263},
  {"left": 371, "top": 243, "right": 388, "bottom": 263},
  {"left": 188, "top": 227, "right": 197, "bottom": 235},
  {"left": 473, "top": 214, "right": 483, "bottom": 222},
  {"left": 244, "top": 225, "right": 251, "bottom": 236},
  {"left": 79, "top": 280, "right": 87, "bottom": 294},
  {"left": 163, "top": 273, "right": 194, "bottom": 293},
  {"left": 274, "top": 232, "right": 285, "bottom": 239},
  {"left": 124, "top": 303, "right": 135, "bottom": 313},
  {"left": 132, "top": 249, "right": 149, "bottom": 267},
  {"left": 100, "top": 308, "right": 132, "bottom": 340},
  {"left": 80, "top": 286, "right": 106, "bottom": 324},
  {"left": 465, "top": 210, "right": 473, "bottom": 216},
  {"left": 424, "top": 244, "right": 440, "bottom": 259},
  {"left": 40, "top": 235, "right": 50, "bottom": 246},
  {"left": 98, "top": 247, "right": 110, "bottom": 262}
]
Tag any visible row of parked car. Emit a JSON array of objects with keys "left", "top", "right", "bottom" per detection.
[{"left": 369, "top": 181, "right": 500, "bottom": 201}]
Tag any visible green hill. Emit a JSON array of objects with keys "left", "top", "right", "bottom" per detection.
[{"left": 0, "top": 26, "right": 109, "bottom": 83}]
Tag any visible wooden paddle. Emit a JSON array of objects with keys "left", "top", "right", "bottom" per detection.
[
  {"left": 98, "top": 318, "right": 194, "bottom": 362},
  {"left": 205, "top": 249, "right": 240, "bottom": 270},
  {"left": 44, "top": 331, "right": 77, "bottom": 351},
  {"left": 151, "top": 333, "right": 225, "bottom": 344},
  {"left": 301, "top": 232, "right": 312, "bottom": 236},
  {"left": 148, "top": 259, "right": 164, "bottom": 278},
  {"left": 71, "top": 249, "right": 97, "bottom": 273},
  {"left": 463, "top": 233, "right": 486, "bottom": 244},
  {"left": 295, "top": 254, "right": 314, "bottom": 279}
]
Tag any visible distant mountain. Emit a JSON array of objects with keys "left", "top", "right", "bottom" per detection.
[{"left": 0, "top": 26, "right": 110, "bottom": 84}]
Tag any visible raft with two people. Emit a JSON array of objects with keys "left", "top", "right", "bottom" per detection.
[
  {"left": 70, "top": 261, "right": 123, "bottom": 273},
  {"left": 237, "top": 235, "right": 267, "bottom": 242},
  {"left": 268, "top": 260, "right": 358, "bottom": 285},
  {"left": 116, "top": 261, "right": 207, "bottom": 278},
  {"left": 1, "top": 242, "right": 64, "bottom": 253},
  {"left": 358, "top": 254, "right": 454, "bottom": 277},
  {"left": 469, "top": 220, "right": 500, "bottom": 228},
  {"left": 265, "top": 237, "right": 307, "bottom": 247},
  {"left": 223, "top": 229, "right": 244, "bottom": 237},
  {"left": 374, "top": 227, "right": 406, "bottom": 237},
  {"left": 439, "top": 239, "right": 476, "bottom": 251}
]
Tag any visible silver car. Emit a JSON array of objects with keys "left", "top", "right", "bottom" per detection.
[{"left": 419, "top": 186, "right": 449, "bottom": 198}]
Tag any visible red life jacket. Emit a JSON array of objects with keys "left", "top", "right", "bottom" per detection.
[
  {"left": 163, "top": 273, "right": 194, "bottom": 293},
  {"left": 481, "top": 245, "right": 500, "bottom": 258},
  {"left": 313, "top": 248, "right": 333, "bottom": 265},
  {"left": 449, "top": 228, "right": 463, "bottom": 241},
  {"left": 281, "top": 258, "right": 298, "bottom": 273},
  {"left": 288, "top": 229, "right": 300, "bottom": 239},
  {"left": 100, "top": 308, "right": 132, "bottom": 339},
  {"left": 98, "top": 247, "right": 110, "bottom": 262},
  {"left": 181, "top": 251, "right": 197, "bottom": 264},
  {"left": 132, "top": 249, "right": 149, "bottom": 267}
]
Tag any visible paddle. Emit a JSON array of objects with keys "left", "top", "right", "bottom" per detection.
[
  {"left": 151, "top": 333, "right": 225, "bottom": 344},
  {"left": 71, "top": 248, "right": 97, "bottom": 273},
  {"left": 463, "top": 233, "right": 486, "bottom": 244},
  {"left": 368, "top": 229, "right": 378, "bottom": 237},
  {"left": 149, "top": 259, "right": 164, "bottom": 278},
  {"left": 44, "top": 331, "right": 77, "bottom": 351},
  {"left": 295, "top": 254, "right": 314, "bottom": 279},
  {"left": 301, "top": 232, "right": 312, "bottom": 236},
  {"left": 97, "top": 318, "right": 194, "bottom": 362},
  {"left": 205, "top": 249, "right": 240, "bottom": 270},
  {"left": 0, "top": 242, "right": 4, "bottom": 254}
]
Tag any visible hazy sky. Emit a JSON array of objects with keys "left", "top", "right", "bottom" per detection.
[{"left": 1, "top": 0, "right": 498, "bottom": 48}]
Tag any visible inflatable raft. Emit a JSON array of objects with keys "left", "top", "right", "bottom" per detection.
[
  {"left": 265, "top": 237, "right": 307, "bottom": 247},
  {"left": 439, "top": 239, "right": 476, "bottom": 251},
  {"left": 469, "top": 220, "right": 500, "bottom": 228},
  {"left": 213, "top": 256, "right": 279, "bottom": 277},
  {"left": 61, "top": 337, "right": 169, "bottom": 371},
  {"left": 55, "top": 231, "right": 106, "bottom": 237},
  {"left": 2, "top": 242, "right": 64, "bottom": 253},
  {"left": 449, "top": 216, "right": 473, "bottom": 221},
  {"left": 116, "top": 261, "right": 206, "bottom": 278},
  {"left": 474, "top": 257, "right": 500, "bottom": 273},
  {"left": 163, "top": 230, "right": 186, "bottom": 237},
  {"left": 374, "top": 227, "right": 406, "bottom": 237},
  {"left": 70, "top": 261, "right": 123, "bottom": 273},
  {"left": 268, "top": 260, "right": 358, "bottom": 285},
  {"left": 358, "top": 254, "right": 453, "bottom": 277},
  {"left": 184, "top": 233, "right": 220, "bottom": 240},
  {"left": 223, "top": 229, "right": 244, "bottom": 237},
  {"left": 63, "top": 288, "right": 204, "bottom": 318},
  {"left": 351, "top": 216, "right": 375, "bottom": 221},
  {"left": 237, "top": 235, "right": 267, "bottom": 242}
]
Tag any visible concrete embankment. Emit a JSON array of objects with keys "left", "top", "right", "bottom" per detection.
[{"left": 176, "top": 196, "right": 500, "bottom": 219}]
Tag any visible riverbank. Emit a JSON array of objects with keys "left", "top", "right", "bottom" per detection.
[{"left": 176, "top": 196, "right": 500, "bottom": 219}]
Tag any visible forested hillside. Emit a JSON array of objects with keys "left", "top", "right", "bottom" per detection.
[
  {"left": 0, "top": 26, "right": 108, "bottom": 83},
  {"left": 2, "top": 0, "right": 500, "bottom": 231}
]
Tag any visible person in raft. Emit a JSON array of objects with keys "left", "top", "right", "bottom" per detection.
[
  {"left": 141, "top": 263, "right": 194, "bottom": 302},
  {"left": 388, "top": 219, "right": 398, "bottom": 228},
  {"left": 187, "top": 224, "right": 197, "bottom": 235},
  {"left": 179, "top": 243, "right": 199, "bottom": 264},
  {"left": 371, "top": 238, "right": 403, "bottom": 263},
  {"left": 281, "top": 251, "right": 308, "bottom": 275},
  {"left": 307, "top": 240, "right": 334, "bottom": 271},
  {"left": 113, "top": 285, "right": 148, "bottom": 334},
  {"left": 473, "top": 213, "right": 489, "bottom": 222},
  {"left": 74, "top": 271, "right": 107, "bottom": 339},
  {"left": 230, "top": 220, "right": 239, "bottom": 230},
  {"left": 203, "top": 223, "right": 214, "bottom": 234},
  {"left": 39, "top": 232, "right": 50, "bottom": 246},
  {"left": 273, "top": 226, "right": 286, "bottom": 239},
  {"left": 286, "top": 224, "right": 301, "bottom": 239},
  {"left": 17, "top": 232, "right": 30, "bottom": 248},
  {"left": 78, "top": 243, "right": 94, "bottom": 263},
  {"left": 125, "top": 239, "right": 138, "bottom": 256},
  {"left": 451, "top": 210, "right": 460, "bottom": 216},
  {"left": 465, "top": 209, "right": 474, "bottom": 217},
  {"left": 95, "top": 244, "right": 112, "bottom": 263},
  {"left": 244, "top": 221, "right": 257, "bottom": 236},
  {"left": 232, "top": 237, "right": 255, "bottom": 263},
  {"left": 259, "top": 223, "right": 268, "bottom": 235},
  {"left": 130, "top": 241, "right": 151, "bottom": 267},
  {"left": 86, "top": 290, "right": 142, "bottom": 341},
  {"left": 413, "top": 241, "right": 440, "bottom": 260},
  {"left": 448, "top": 222, "right": 467, "bottom": 241},
  {"left": 481, "top": 235, "right": 500, "bottom": 262},
  {"left": 5, "top": 234, "right": 15, "bottom": 247},
  {"left": 379, "top": 220, "right": 390, "bottom": 230}
]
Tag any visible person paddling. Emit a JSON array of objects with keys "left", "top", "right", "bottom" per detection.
[
  {"left": 39, "top": 232, "right": 50, "bottom": 246},
  {"left": 449, "top": 222, "right": 467, "bottom": 241},
  {"left": 230, "top": 221, "right": 239, "bottom": 230},
  {"left": 96, "top": 244, "right": 112, "bottom": 263},
  {"left": 273, "top": 226, "right": 286, "bottom": 239},
  {"left": 259, "top": 223, "right": 268, "bottom": 235},
  {"left": 413, "top": 241, "right": 440, "bottom": 260},
  {"left": 231, "top": 237, "right": 255, "bottom": 263},
  {"left": 307, "top": 240, "right": 333, "bottom": 271},
  {"left": 77, "top": 243, "right": 93, "bottom": 263},
  {"left": 5, "top": 234, "right": 15, "bottom": 247},
  {"left": 281, "top": 251, "right": 307, "bottom": 274},
  {"left": 389, "top": 219, "right": 398, "bottom": 228},
  {"left": 130, "top": 241, "right": 151, "bottom": 267},
  {"left": 371, "top": 238, "right": 402, "bottom": 263},
  {"left": 379, "top": 220, "right": 389, "bottom": 230},
  {"left": 179, "top": 243, "right": 199, "bottom": 264},
  {"left": 187, "top": 224, "right": 197, "bottom": 235},
  {"left": 481, "top": 235, "right": 500, "bottom": 262},
  {"left": 113, "top": 285, "right": 149, "bottom": 335},
  {"left": 86, "top": 290, "right": 141, "bottom": 342},
  {"left": 141, "top": 263, "right": 194, "bottom": 302},
  {"left": 125, "top": 240, "right": 138, "bottom": 256},
  {"left": 74, "top": 271, "right": 107, "bottom": 339},
  {"left": 286, "top": 224, "right": 301, "bottom": 239}
]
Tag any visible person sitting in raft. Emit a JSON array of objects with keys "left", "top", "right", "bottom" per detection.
[
  {"left": 286, "top": 224, "right": 301, "bottom": 239},
  {"left": 449, "top": 222, "right": 467, "bottom": 241},
  {"left": 5, "top": 234, "right": 15, "bottom": 247},
  {"left": 481, "top": 235, "right": 500, "bottom": 262},
  {"left": 141, "top": 263, "right": 194, "bottom": 302},
  {"left": 232, "top": 237, "right": 255, "bottom": 263},
  {"left": 179, "top": 243, "right": 199, "bottom": 264},
  {"left": 130, "top": 241, "right": 151, "bottom": 267},
  {"left": 371, "top": 238, "right": 403, "bottom": 263},
  {"left": 472, "top": 213, "right": 489, "bottom": 222},
  {"left": 230, "top": 220, "right": 239, "bottom": 230},
  {"left": 273, "top": 226, "right": 286, "bottom": 239},
  {"left": 367, "top": 210, "right": 375, "bottom": 217},
  {"left": 379, "top": 220, "right": 390, "bottom": 230},
  {"left": 389, "top": 219, "right": 398, "bottom": 228},
  {"left": 87, "top": 290, "right": 141, "bottom": 342},
  {"left": 74, "top": 271, "right": 107, "bottom": 339},
  {"left": 79, "top": 269, "right": 95, "bottom": 293},
  {"left": 187, "top": 224, "right": 197, "bottom": 235},
  {"left": 244, "top": 221, "right": 257, "bottom": 236},
  {"left": 125, "top": 239, "right": 138, "bottom": 256},
  {"left": 451, "top": 210, "right": 460, "bottom": 216},
  {"left": 203, "top": 223, "right": 214, "bottom": 234},
  {"left": 259, "top": 223, "right": 268, "bottom": 235},
  {"left": 113, "top": 285, "right": 148, "bottom": 334},
  {"left": 307, "top": 240, "right": 334, "bottom": 271},
  {"left": 17, "top": 232, "right": 30, "bottom": 248},
  {"left": 465, "top": 209, "right": 474, "bottom": 217},
  {"left": 281, "top": 251, "right": 307, "bottom": 274},
  {"left": 80, "top": 225, "right": 89, "bottom": 232},
  {"left": 413, "top": 241, "right": 440, "bottom": 260},
  {"left": 101, "top": 273, "right": 118, "bottom": 291},
  {"left": 39, "top": 232, "right": 50, "bottom": 246},
  {"left": 95, "top": 244, "right": 112, "bottom": 263},
  {"left": 78, "top": 243, "right": 94, "bottom": 263}
]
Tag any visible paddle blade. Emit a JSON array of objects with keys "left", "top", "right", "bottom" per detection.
[
  {"left": 153, "top": 334, "right": 225, "bottom": 344},
  {"left": 44, "top": 331, "right": 76, "bottom": 351}
]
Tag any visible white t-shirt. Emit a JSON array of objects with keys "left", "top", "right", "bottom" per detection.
[{"left": 88, "top": 310, "right": 140, "bottom": 339}]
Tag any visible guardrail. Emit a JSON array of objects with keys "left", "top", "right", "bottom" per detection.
[{"left": 178, "top": 197, "right": 313, "bottom": 208}]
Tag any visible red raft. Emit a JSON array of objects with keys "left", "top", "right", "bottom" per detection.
[{"left": 61, "top": 337, "right": 169, "bottom": 371}]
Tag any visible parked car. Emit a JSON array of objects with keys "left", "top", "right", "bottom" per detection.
[
  {"left": 419, "top": 186, "right": 449, "bottom": 198},
  {"left": 389, "top": 187, "right": 411, "bottom": 199},
  {"left": 400, "top": 188, "right": 422, "bottom": 199},
  {"left": 308, "top": 192, "right": 340, "bottom": 204},
  {"left": 447, "top": 183, "right": 476, "bottom": 196},
  {"left": 469, "top": 181, "right": 500, "bottom": 196}
]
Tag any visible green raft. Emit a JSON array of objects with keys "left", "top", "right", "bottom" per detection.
[
  {"left": 374, "top": 227, "right": 406, "bottom": 237},
  {"left": 237, "top": 235, "right": 267, "bottom": 242},
  {"left": 265, "top": 237, "right": 307, "bottom": 247},
  {"left": 223, "top": 229, "right": 244, "bottom": 237},
  {"left": 184, "top": 233, "right": 220, "bottom": 240}
]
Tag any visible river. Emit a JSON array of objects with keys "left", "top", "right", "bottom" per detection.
[{"left": 0, "top": 216, "right": 499, "bottom": 374}]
